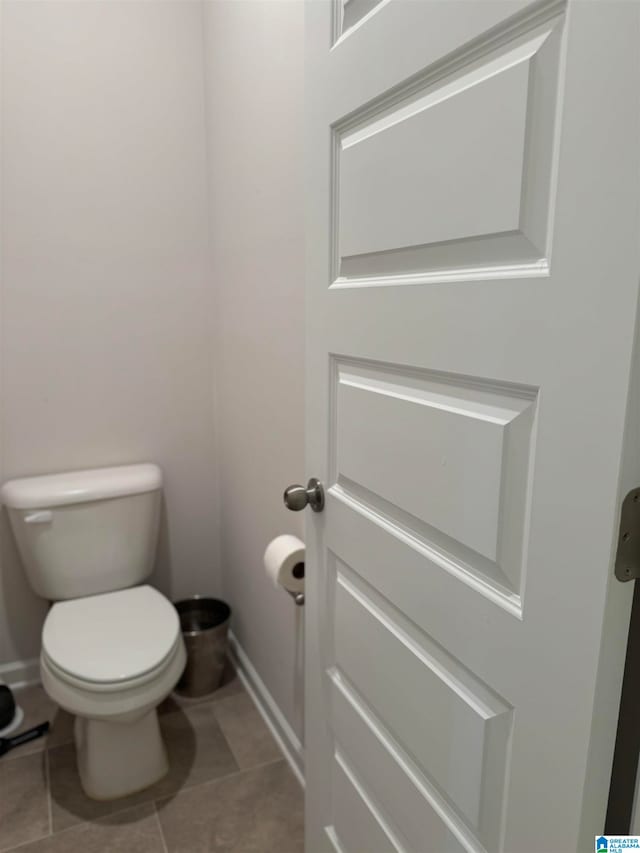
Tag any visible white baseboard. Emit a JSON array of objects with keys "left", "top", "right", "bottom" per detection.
[
  {"left": 227, "top": 631, "right": 304, "bottom": 788},
  {"left": 0, "top": 657, "right": 40, "bottom": 691}
]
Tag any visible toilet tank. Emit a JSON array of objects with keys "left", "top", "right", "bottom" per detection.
[{"left": 1, "top": 464, "right": 162, "bottom": 601}]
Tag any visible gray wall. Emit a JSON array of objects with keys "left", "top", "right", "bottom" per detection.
[
  {"left": 202, "top": 0, "right": 306, "bottom": 741},
  {"left": 0, "top": 0, "right": 221, "bottom": 675}
]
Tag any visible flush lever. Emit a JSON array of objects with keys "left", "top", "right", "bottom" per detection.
[
  {"left": 283, "top": 478, "right": 324, "bottom": 513},
  {"left": 24, "top": 511, "right": 53, "bottom": 524}
]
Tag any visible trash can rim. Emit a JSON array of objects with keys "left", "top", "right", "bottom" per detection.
[{"left": 174, "top": 596, "right": 231, "bottom": 637}]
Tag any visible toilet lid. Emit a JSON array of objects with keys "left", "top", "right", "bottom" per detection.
[{"left": 42, "top": 585, "right": 180, "bottom": 684}]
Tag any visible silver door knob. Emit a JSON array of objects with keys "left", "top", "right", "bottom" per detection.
[{"left": 283, "top": 478, "right": 325, "bottom": 512}]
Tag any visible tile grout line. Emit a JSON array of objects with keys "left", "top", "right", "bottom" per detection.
[
  {"left": 14, "top": 801, "right": 157, "bottom": 848},
  {"left": 42, "top": 756, "right": 283, "bottom": 843},
  {"left": 1, "top": 831, "right": 52, "bottom": 853},
  {"left": 2, "top": 746, "right": 45, "bottom": 764},
  {"left": 44, "top": 747, "right": 53, "bottom": 838},
  {"left": 1, "top": 756, "right": 289, "bottom": 853},
  {"left": 4, "top": 681, "right": 285, "bottom": 853},
  {"left": 23, "top": 755, "right": 287, "bottom": 852},
  {"left": 152, "top": 803, "right": 170, "bottom": 853},
  {"left": 156, "top": 755, "right": 288, "bottom": 808},
  {"left": 39, "top": 699, "right": 232, "bottom": 835},
  {"left": 130, "top": 754, "right": 286, "bottom": 817},
  {"left": 3, "top": 795, "right": 168, "bottom": 853},
  {"left": 1, "top": 737, "right": 73, "bottom": 764}
]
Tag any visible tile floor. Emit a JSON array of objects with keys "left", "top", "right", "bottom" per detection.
[{"left": 0, "top": 667, "right": 304, "bottom": 853}]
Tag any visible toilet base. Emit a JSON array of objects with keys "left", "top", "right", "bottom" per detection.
[{"left": 75, "top": 709, "right": 168, "bottom": 800}]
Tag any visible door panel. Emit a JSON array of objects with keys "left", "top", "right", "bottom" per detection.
[
  {"left": 333, "top": 563, "right": 512, "bottom": 845},
  {"left": 332, "top": 358, "right": 536, "bottom": 596},
  {"left": 339, "top": 58, "right": 530, "bottom": 259},
  {"left": 331, "top": 672, "right": 471, "bottom": 853},
  {"left": 335, "top": 19, "right": 562, "bottom": 283},
  {"left": 330, "top": 755, "right": 403, "bottom": 853},
  {"left": 305, "top": 1, "right": 640, "bottom": 851}
]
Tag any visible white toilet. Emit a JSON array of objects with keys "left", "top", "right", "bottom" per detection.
[{"left": 1, "top": 464, "right": 186, "bottom": 801}]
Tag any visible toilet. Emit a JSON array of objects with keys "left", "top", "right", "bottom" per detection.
[{"left": 1, "top": 464, "right": 186, "bottom": 801}]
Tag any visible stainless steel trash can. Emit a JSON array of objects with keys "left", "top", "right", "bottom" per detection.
[{"left": 174, "top": 597, "right": 231, "bottom": 698}]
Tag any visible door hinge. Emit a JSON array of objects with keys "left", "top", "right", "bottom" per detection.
[{"left": 615, "top": 489, "right": 640, "bottom": 581}]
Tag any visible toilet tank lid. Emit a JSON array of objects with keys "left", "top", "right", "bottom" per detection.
[{"left": 1, "top": 464, "right": 162, "bottom": 509}]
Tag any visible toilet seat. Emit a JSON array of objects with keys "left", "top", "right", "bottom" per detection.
[
  {"left": 42, "top": 585, "right": 180, "bottom": 689},
  {"left": 41, "top": 631, "right": 186, "bottom": 721},
  {"left": 42, "top": 635, "right": 183, "bottom": 694}
]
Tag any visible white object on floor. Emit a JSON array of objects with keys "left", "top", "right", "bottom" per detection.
[
  {"left": 39, "top": 585, "right": 186, "bottom": 800},
  {"left": 41, "top": 627, "right": 185, "bottom": 800},
  {"left": 1, "top": 463, "right": 186, "bottom": 800}
]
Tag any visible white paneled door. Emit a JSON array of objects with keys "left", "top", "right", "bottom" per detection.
[{"left": 304, "top": 1, "right": 640, "bottom": 851}]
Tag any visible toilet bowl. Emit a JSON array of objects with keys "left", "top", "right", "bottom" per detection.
[
  {"left": 1, "top": 463, "right": 187, "bottom": 800},
  {"left": 40, "top": 585, "right": 186, "bottom": 800}
]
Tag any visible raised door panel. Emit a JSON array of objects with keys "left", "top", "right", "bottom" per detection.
[
  {"left": 331, "top": 561, "right": 512, "bottom": 850},
  {"left": 339, "top": 60, "right": 529, "bottom": 256},
  {"left": 332, "top": 358, "right": 537, "bottom": 603},
  {"left": 332, "top": 17, "right": 563, "bottom": 285}
]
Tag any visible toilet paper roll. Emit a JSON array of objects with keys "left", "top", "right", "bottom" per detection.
[{"left": 263, "top": 535, "right": 305, "bottom": 594}]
